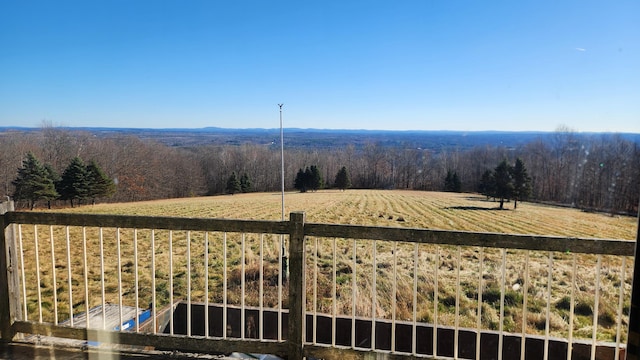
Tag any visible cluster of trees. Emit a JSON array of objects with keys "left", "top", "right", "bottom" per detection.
[
  {"left": 12, "top": 152, "right": 115, "bottom": 209},
  {"left": 292, "top": 165, "right": 353, "bottom": 193},
  {"left": 225, "top": 172, "right": 251, "bottom": 195},
  {"left": 478, "top": 158, "right": 531, "bottom": 209},
  {"left": 444, "top": 171, "right": 461, "bottom": 192},
  {"left": 294, "top": 166, "right": 323, "bottom": 192},
  {"left": 0, "top": 126, "right": 637, "bottom": 215}
]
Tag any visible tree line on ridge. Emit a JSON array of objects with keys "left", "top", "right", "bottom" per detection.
[{"left": 0, "top": 126, "right": 637, "bottom": 215}]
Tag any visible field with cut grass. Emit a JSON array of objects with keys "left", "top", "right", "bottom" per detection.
[
  {"left": 16, "top": 190, "right": 637, "bottom": 342},
  {"left": 59, "top": 190, "right": 636, "bottom": 239}
]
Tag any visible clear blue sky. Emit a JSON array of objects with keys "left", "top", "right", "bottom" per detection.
[{"left": 1, "top": 1, "right": 638, "bottom": 132}]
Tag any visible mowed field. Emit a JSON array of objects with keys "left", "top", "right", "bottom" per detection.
[
  {"left": 20, "top": 190, "right": 637, "bottom": 342},
  {"left": 59, "top": 189, "right": 636, "bottom": 240}
]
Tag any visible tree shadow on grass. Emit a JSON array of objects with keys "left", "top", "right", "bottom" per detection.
[{"left": 445, "top": 206, "right": 505, "bottom": 211}]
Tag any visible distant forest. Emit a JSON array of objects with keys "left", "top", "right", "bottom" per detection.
[{"left": 0, "top": 126, "right": 638, "bottom": 215}]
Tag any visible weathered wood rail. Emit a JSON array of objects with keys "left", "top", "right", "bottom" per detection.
[{"left": 1, "top": 204, "right": 639, "bottom": 360}]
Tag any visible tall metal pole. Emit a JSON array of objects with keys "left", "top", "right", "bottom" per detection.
[
  {"left": 278, "top": 104, "right": 285, "bottom": 221},
  {"left": 278, "top": 104, "right": 287, "bottom": 282}
]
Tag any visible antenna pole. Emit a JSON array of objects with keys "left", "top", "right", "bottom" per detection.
[
  {"left": 278, "top": 104, "right": 288, "bottom": 282},
  {"left": 278, "top": 104, "right": 285, "bottom": 221}
]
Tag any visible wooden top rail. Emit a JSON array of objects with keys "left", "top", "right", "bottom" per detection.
[
  {"left": 304, "top": 222, "right": 635, "bottom": 256},
  {"left": 3, "top": 211, "right": 634, "bottom": 256},
  {"left": 4, "top": 212, "right": 289, "bottom": 235}
]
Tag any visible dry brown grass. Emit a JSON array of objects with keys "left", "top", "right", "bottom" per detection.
[{"left": 16, "top": 190, "right": 637, "bottom": 342}]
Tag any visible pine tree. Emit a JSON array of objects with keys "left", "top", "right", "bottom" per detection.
[
  {"left": 43, "top": 164, "right": 60, "bottom": 209},
  {"left": 240, "top": 173, "right": 251, "bottom": 193},
  {"left": 511, "top": 158, "right": 532, "bottom": 209},
  {"left": 444, "top": 170, "right": 461, "bottom": 192},
  {"left": 58, "top": 157, "right": 90, "bottom": 207},
  {"left": 309, "top": 165, "right": 323, "bottom": 191},
  {"left": 494, "top": 159, "right": 513, "bottom": 209},
  {"left": 334, "top": 166, "right": 351, "bottom": 191},
  {"left": 86, "top": 160, "right": 116, "bottom": 205},
  {"left": 478, "top": 170, "right": 495, "bottom": 199},
  {"left": 12, "top": 152, "right": 59, "bottom": 209},
  {"left": 294, "top": 168, "right": 307, "bottom": 192},
  {"left": 226, "top": 172, "right": 241, "bottom": 195}
]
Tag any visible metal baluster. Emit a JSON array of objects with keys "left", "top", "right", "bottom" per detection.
[
  {"left": 332, "top": 237, "right": 337, "bottom": 348},
  {"left": 454, "top": 246, "right": 461, "bottom": 359},
  {"left": 34, "top": 225, "right": 42, "bottom": 323},
  {"left": 372, "top": 240, "right": 377, "bottom": 352},
  {"left": 591, "top": 255, "right": 602, "bottom": 360},
  {"left": 391, "top": 241, "right": 397, "bottom": 353},
  {"left": 241, "top": 233, "right": 245, "bottom": 339},
  {"left": 544, "top": 251, "right": 553, "bottom": 360},
  {"left": 567, "top": 253, "right": 576, "bottom": 360},
  {"left": 100, "top": 228, "right": 106, "bottom": 329},
  {"left": 614, "top": 257, "right": 627, "bottom": 360},
  {"left": 117, "top": 228, "right": 123, "bottom": 331},
  {"left": 521, "top": 251, "right": 531, "bottom": 360},
  {"left": 223, "top": 232, "right": 227, "bottom": 339},
  {"left": 18, "top": 225, "right": 27, "bottom": 321},
  {"left": 169, "top": 231, "right": 174, "bottom": 335},
  {"left": 433, "top": 245, "right": 439, "bottom": 357},
  {"left": 82, "top": 227, "right": 89, "bottom": 329},
  {"left": 259, "top": 234, "right": 264, "bottom": 340},
  {"left": 134, "top": 229, "right": 139, "bottom": 333},
  {"left": 187, "top": 231, "right": 192, "bottom": 337},
  {"left": 499, "top": 248, "right": 506, "bottom": 360},
  {"left": 65, "top": 226, "right": 73, "bottom": 326},
  {"left": 49, "top": 226, "right": 58, "bottom": 325},
  {"left": 205, "top": 232, "right": 209, "bottom": 338},
  {"left": 477, "top": 248, "right": 484, "bottom": 360},
  {"left": 352, "top": 239, "right": 357, "bottom": 349},
  {"left": 151, "top": 229, "right": 156, "bottom": 334}
]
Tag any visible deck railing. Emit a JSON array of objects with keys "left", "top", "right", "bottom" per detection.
[{"left": 0, "top": 204, "right": 638, "bottom": 360}]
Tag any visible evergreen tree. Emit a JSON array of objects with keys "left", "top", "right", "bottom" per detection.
[
  {"left": 12, "top": 152, "right": 59, "bottom": 210},
  {"left": 444, "top": 170, "right": 452, "bottom": 191},
  {"left": 304, "top": 167, "right": 313, "bottom": 190},
  {"left": 86, "top": 160, "right": 116, "bottom": 205},
  {"left": 43, "top": 164, "right": 60, "bottom": 209},
  {"left": 58, "top": 157, "right": 90, "bottom": 207},
  {"left": 452, "top": 172, "right": 461, "bottom": 192},
  {"left": 511, "top": 158, "right": 532, "bottom": 209},
  {"left": 334, "top": 166, "right": 351, "bottom": 191},
  {"left": 478, "top": 169, "right": 495, "bottom": 199},
  {"left": 240, "top": 173, "right": 251, "bottom": 193},
  {"left": 444, "top": 170, "right": 461, "bottom": 192},
  {"left": 309, "top": 165, "right": 323, "bottom": 191},
  {"left": 493, "top": 159, "right": 513, "bottom": 209},
  {"left": 294, "top": 168, "right": 307, "bottom": 192},
  {"left": 226, "top": 172, "right": 241, "bottom": 195}
]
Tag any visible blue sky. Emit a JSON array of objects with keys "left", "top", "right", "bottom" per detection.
[{"left": 1, "top": 1, "right": 638, "bottom": 132}]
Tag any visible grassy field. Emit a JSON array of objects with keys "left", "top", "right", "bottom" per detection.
[
  {"left": 58, "top": 189, "right": 636, "bottom": 239},
  {"left": 16, "top": 190, "right": 637, "bottom": 341}
]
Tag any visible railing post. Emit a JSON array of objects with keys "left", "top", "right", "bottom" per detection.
[
  {"left": 626, "top": 211, "right": 640, "bottom": 360},
  {"left": 288, "top": 212, "right": 305, "bottom": 360},
  {"left": 0, "top": 200, "right": 20, "bottom": 342}
]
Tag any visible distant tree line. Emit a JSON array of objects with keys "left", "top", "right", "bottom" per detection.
[{"left": 0, "top": 125, "right": 637, "bottom": 215}]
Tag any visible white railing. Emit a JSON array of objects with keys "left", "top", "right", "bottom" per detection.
[{"left": 1, "top": 208, "right": 638, "bottom": 360}]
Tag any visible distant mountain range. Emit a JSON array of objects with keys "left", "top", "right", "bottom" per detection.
[{"left": 2, "top": 126, "right": 639, "bottom": 152}]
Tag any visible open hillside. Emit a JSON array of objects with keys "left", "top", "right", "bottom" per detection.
[{"left": 56, "top": 190, "right": 637, "bottom": 240}]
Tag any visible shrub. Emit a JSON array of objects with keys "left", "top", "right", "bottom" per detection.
[{"left": 556, "top": 296, "right": 571, "bottom": 311}]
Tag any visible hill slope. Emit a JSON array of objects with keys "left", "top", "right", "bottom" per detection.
[{"left": 60, "top": 189, "right": 637, "bottom": 240}]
